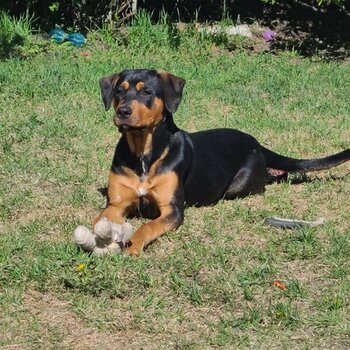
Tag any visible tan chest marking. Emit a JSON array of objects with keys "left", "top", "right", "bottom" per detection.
[{"left": 108, "top": 148, "right": 174, "bottom": 203}]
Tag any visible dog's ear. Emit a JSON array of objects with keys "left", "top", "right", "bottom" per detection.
[
  {"left": 157, "top": 70, "right": 185, "bottom": 114},
  {"left": 99, "top": 74, "right": 119, "bottom": 111}
]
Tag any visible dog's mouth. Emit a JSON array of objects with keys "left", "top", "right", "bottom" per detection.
[
  {"left": 114, "top": 114, "right": 166, "bottom": 133},
  {"left": 114, "top": 116, "right": 146, "bottom": 133},
  {"left": 115, "top": 120, "right": 147, "bottom": 133},
  {"left": 117, "top": 124, "right": 147, "bottom": 133}
]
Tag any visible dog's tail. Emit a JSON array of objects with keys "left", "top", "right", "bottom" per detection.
[{"left": 261, "top": 146, "right": 350, "bottom": 172}]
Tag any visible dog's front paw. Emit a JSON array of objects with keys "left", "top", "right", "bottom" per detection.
[{"left": 123, "top": 240, "right": 143, "bottom": 256}]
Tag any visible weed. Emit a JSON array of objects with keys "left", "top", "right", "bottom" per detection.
[
  {"left": 270, "top": 302, "right": 300, "bottom": 326},
  {"left": 282, "top": 228, "right": 321, "bottom": 260},
  {"left": 284, "top": 279, "right": 306, "bottom": 299},
  {"left": 126, "top": 10, "right": 178, "bottom": 52},
  {"left": 318, "top": 293, "right": 347, "bottom": 312},
  {"left": 0, "top": 11, "right": 39, "bottom": 58}
]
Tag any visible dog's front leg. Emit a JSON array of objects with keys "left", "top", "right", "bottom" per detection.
[
  {"left": 93, "top": 205, "right": 127, "bottom": 226},
  {"left": 124, "top": 203, "right": 183, "bottom": 256},
  {"left": 93, "top": 171, "right": 139, "bottom": 227}
]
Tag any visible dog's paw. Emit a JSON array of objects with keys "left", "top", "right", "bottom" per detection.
[
  {"left": 123, "top": 238, "right": 143, "bottom": 256},
  {"left": 123, "top": 245, "right": 141, "bottom": 256}
]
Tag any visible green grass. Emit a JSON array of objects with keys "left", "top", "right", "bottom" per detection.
[
  {"left": 1, "top": 20, "right": 350, "bottom": 349},
  {"left": 0, "top": 11, "right": 45, "bottom": 58}
]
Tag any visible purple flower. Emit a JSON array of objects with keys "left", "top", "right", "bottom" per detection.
[{"left": 263, "top": 30, "right": 277, "bottom": 42}]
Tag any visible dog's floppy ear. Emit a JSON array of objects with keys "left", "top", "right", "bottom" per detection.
[
  {"left": 157, "top": 70, "right": 185, "bottom": 114},
  {"left": 99, "top": 74, "right": 119, "bottom": 111}
]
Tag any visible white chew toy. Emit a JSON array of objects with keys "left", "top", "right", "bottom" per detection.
[{"left": 74, "top": 217, "right": 133, "bottom": 256}]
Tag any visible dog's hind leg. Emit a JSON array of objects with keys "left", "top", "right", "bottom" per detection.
[{"left": 224, "top": 149, "right": 268, "bottom": 199}]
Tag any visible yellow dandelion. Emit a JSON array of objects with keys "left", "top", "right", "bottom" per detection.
[{"left": 76, "top": 263, "right": 86, "bottom": 272}]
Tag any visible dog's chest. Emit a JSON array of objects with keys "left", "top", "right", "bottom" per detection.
[
  {"left": 139, "top": 156, "right": 147, "bottom": 181},
  {"left": 134, "top": 151, "right": 169, "bottom": 197},
  {"left": 123, "top": 164, "right": 159, "bottom": 200},
  {"left": 136, "top": 184, "right": 148, "bottom": 197}
]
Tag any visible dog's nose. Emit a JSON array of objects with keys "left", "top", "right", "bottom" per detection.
[{"left": 117, "top": 106, "right": 132, "bottom": 119}]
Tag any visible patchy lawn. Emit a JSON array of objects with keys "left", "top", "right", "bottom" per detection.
[{"left": 1, "top": 36, "right": 350, "bottom": 349}]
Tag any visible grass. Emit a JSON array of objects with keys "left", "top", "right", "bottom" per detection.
[
  {"left": 1, "top": 17, "right": 350, "bottom": 349},
  {"left": 0, "top": 11, "right": 44, "bottom": 58}
]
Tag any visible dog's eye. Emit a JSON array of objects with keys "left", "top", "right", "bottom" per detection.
[
  {"left": 140, "top": 89, "right": 152, "bottom": 97},
  {"left": 115, "top": 88, "right": 124, "bottom": 97}
]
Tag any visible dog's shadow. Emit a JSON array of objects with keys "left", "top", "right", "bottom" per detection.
[
  {"left": 267, "top": 171, "right": 350, "bottom": 185},
  {"left": 98, "top": 187, "right": 108, "bottom": 198}
]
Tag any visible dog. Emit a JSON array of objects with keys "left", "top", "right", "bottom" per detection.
[{"left": 94, "top": 69, "right": 350, "bottom": 256}]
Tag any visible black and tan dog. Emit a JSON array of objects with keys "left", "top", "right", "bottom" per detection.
[{"left": 94, "top": 69, "right": 350, "bottom": 255}]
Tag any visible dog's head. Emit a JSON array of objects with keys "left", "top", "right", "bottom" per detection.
[{"left": 100, "top": 69, "right": 185, "bottom": 132}]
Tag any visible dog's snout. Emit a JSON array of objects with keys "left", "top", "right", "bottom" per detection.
[{"left": 117, "top": 106, "right": 132, "bottom": 119}]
